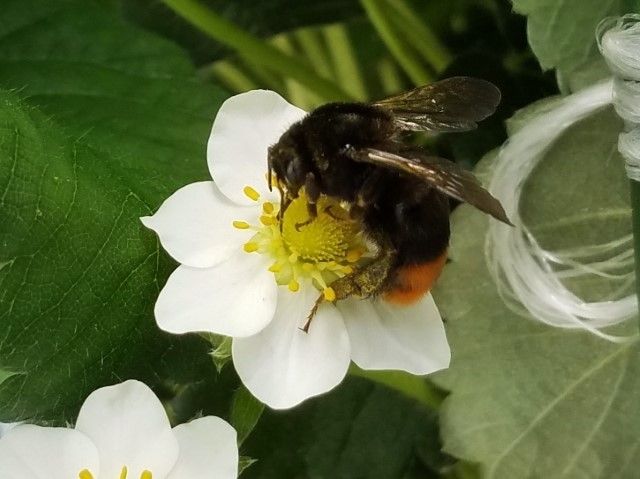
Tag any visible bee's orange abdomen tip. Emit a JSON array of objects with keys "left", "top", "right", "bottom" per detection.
[{"left": 383, "top": 250, "right": 448, "bottom": 305}]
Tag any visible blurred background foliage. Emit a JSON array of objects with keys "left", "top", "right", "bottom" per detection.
[{"left": 113, "top": 0, "right": 558, "bottom": 167}]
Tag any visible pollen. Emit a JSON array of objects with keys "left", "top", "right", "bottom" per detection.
[
  {"left": 233, "top": 184, "right": 369, "bottom": 299},
  {"left": 263, "top": 202, "right": 274, "bottom": 214},
  {"left": 323, "top": 287, "right": 336, "bottom": 302},
  {"left": 243, "top": 186, "right": 261, "bottom": 201},
  {"left": 233, "top": 220, "right": 250, "bottom": 229},
  {"left": 281, "top": 195, "right": 359, "bottom": 263},
  {"left": 288, "top": 279, "right": 300, "bottom": 292},
  {"left": 243, "top": 241, "right": 259, "bottom": 253}
]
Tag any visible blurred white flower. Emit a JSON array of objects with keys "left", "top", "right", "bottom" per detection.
[
  {"left": 142, "top": 90, "right": 450, "bottom": 409},
  {"left": 0, "top": 380, "right": 238, "bottom": 479}
]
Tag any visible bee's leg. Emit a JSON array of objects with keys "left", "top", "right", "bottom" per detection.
[
  {"left": 323, "top": 204, "right": 347, "bottom": 221},
  {"left": 331, "top": 245, "right": 396, "bottom": 300},
  {"left": 295, "top": 172, "right": 320, "bottom": 231},
  {"left": 302, "top": 245, "right": 396, "bottom": 332}
]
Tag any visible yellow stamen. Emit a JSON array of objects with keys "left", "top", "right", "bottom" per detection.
[
  {"left": 79, "top": 470, "right": 94, "bottom": 479},
  {"left": 233, "top": 220, "right": 250, "bottom": 229},
  {"left": 120, "top": 466, "right": 128, "bottom": 479},
  {"left": 260, "top": 215, "right": 275, "bottom": 226},
  {"left": 243, "top": 186, "right": 260, "bottom": 201},
  {"left": 324, "top": 287, "right": 337, "bottom": 302},
  {"left": 234, "top": 187, "right": 369, "bottom": 303},
  {"left": 263, "top": 202, "right": 274, "bottom": 214},
  {"left": 243, "top": 242, "right": 259, "bottom": 253},
  {"left": 288, "top": 279, "right": 300, "bottom": 292},
  {"left": 140, "top": 471, "right": 153, "bottom": 479}
]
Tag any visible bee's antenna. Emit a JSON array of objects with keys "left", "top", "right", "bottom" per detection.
[{"left": 267, "top": 153, "right": 273, "bottom": 192}]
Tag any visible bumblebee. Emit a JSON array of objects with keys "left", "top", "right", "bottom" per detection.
[{"left": 267, "top": 77, "right": 511, "bottom": 327}]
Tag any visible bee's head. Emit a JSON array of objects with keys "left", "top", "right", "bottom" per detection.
[{"left": 267, "top": 138, "right": 307, "bottom": 201}]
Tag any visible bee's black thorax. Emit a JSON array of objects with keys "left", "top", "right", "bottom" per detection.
[{"left": 284, "top": 102, "right": 395, "bottom": 201}]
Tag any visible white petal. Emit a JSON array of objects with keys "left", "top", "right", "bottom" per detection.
[
  {"left": 208, "top": 90, "right": 307, "bottom": 205},
  {"left": 155, "top": 250, "right": 277, "bottom": 337},
  {"left": 167, "top": 417, "right": 238, "bottom": 479},
  {"left": 75, "top": 380, "right": 178, "bottom": 479},
  {"left": 0, "top": 425, "right": 99, "bottom": 479},
  {"left": 232, "top": 284, "right": 350, "bottom": 409},
  {"left": 0, "top": 422, "right": 19, "bottom": 438},
  {"left": 141, "top": 181, "right": 257, "bottom": 268},
  {"left": 339, "top": 294, "right": 450, "bottom": 375}
]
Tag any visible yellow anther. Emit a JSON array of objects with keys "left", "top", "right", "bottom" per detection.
[
  {"left": 288, "top": 253, "right": 299, "bottom": 263},
  {"left": 260, "top": 215, "right": 275, "bottom": 226},
  {"left": 301, "top": 262, "right": 314, "bottom": 272},
  {"left": 120, "top": 466, "right": 128, "bottom": 479},
  {"left": 243, "top": 242, "right": 259, "bottom": 253},
  {"left": 233, "top": 220, "right": 250, "bottom": 229},
  {"left": 323, "top": 287, "right": 337, "bottom": 302},
  {"left": 263, "top": 202, "right": 275, "bottom": 214},
  {"left": 288, "top": 279, "right": 300, "bottom": 292},
  {"left": 243, "top": 186, "right": 260, "bottom": 201},
  {"left": 140, "top": 471, "right": 153, "bottom": 479},
  {"left": 342, "top": 265, "right": 353, "bottom": 274},
  {"left": 268, "top": 263, "right": 282, "bottom": 273},
  {"left": 79, "top": 470, "right": 94, "bottom": 479},
  {"left": 346, "top": 248, "right": 364, "bottom": 263}
]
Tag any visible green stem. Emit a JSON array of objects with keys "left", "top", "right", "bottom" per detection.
[
  {"left": 377, "top": 57, "right": 404, "bottom": 95},
  {"left": 324, "top": 24, "right": 368, "bottom": 101},
  {"left": 360, "top": 0, "right": 433, "bottom": 86},
  {"left": 201, "top": 60, "right": 258, "bottom": 93},
  {"left": 162, "top": 0, "right": 352, "bottom": 101},
  {"left": 349, "top": 365, "right": 444, "bottom": 410},
  {"left": 271, "top": 34, "right": 321, "bottom": 109},
  {"left": 238, "top": 57, "right": 287, "bottom": 93},
  {"left": 383, "top": 0, "right": 452, "bottom": 72},
  {"left": 295, "top": 28, "right": 334, "bottom": 79}
]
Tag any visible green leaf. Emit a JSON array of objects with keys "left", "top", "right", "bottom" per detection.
[
  {"left": 0, "top": 0, "right": 226, "bottom": 423},
  {"left": 432, "top": 103, "right": 639, "bottom": 477},
  {"left": 230, "top": 385, "right": 265, "bottom": 445},
  {"left": 238, "top": 456, "right": 258, "bottom": 476},
  {"left": 511, "top": 0, "right": 640, "bottom": 91},
  {"left": 210, "top": 336, "right": 233, "bottom": 373},
  {"left": 242, "top": 377, "right": 448, "bottom": 479},
  {"left": 0, "top": 368, "right": 18, "bottom": 386}
]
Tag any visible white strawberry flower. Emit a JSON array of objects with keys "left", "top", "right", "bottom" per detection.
[
  {"left": 0, "top": 422, "right": 18, "bottom": 438},
  {"left": 142, "top": 90, "right": 450, "bottom": 409},
  {"left": 0, "top": 380, "right": 238, "bottom": 479}
]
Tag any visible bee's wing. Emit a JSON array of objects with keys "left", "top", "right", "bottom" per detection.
[
  {"left": 355, "top": 147, "right": 512, "bottom": 225},
  {"left": 374, "top": 77, "right": 501, "bottom": 132}
]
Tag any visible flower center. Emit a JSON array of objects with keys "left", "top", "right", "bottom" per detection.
[
  {"left": 234, "top": 185, "right": 368, "bottom": 300},
  {"left": 79, "top": 466, "right": 152, "bottom": 479}
]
